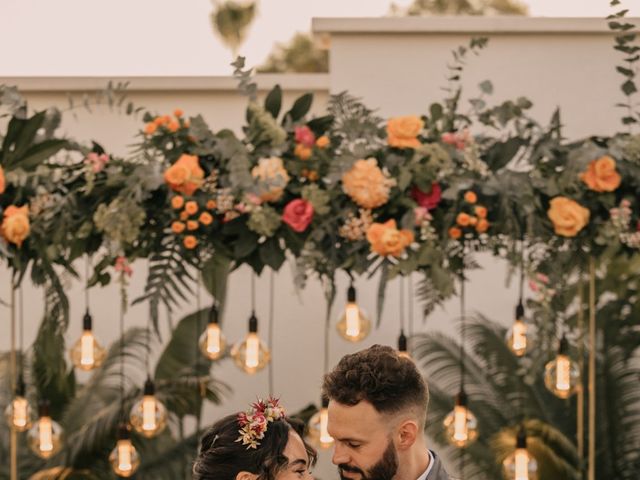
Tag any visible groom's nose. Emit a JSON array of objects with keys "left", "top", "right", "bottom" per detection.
[{"left": 332, "top": 443, "right": 350, "bottom": 465}]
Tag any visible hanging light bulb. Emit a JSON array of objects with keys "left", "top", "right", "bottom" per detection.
[
  {"left": 307, "top": 397, "right": 334, "bottom": 449},
  {"left": 503, "top": 425, "right": 538, "bottom": 480},
  {"left": 129, "top": 376, "right": 168, "bottom": 438},
  {"left": 336, "top": 283, "right": 371, "bottom": 342},
  {"left": 544, "top": 335, "right": 580, "bottom": 399},
  {"left": 109, "top": 423, "right": 140, "bottom": 477},
  {"left": 4, "top": 375, "right": 32, "bottom": 432},
  {"left": 199, "top": 303, "right": 227, "bottom": 361},
  {"left": 69, "top": 310, "right": 106, "bottom": 371},
  {"left": 507, "top": 301, "right": 528, "bottom": 357},
  {"left": 27, "top": 401, "right": 63, "bottom": 459},
  {"left": 230, "top": 312, "right": 270, "bottom": 374},
  {"left": 397, "top": 329, "right": 411, "bottom": 359},
  {"left": 443, "top": 390, "right": 478, "bottom": 448}
]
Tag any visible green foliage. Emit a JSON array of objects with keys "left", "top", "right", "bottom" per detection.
[
  {"left": 395, "top": 0, "right": 528, "bottom": 15},
  {"left": 211, "top": 1, "right": 256, "bottom": 56},
  {"left": 258, "top": 33, "right": 329, "bottom": 74}
]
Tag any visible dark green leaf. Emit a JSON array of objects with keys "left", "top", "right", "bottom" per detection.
[
  {"left": 284, "top": 93, "right": 313, "bottom": 123},
  {"left": 264, "top": 84, "right": 282, "bottom": 118}
]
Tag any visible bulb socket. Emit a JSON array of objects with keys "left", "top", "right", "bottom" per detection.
[
  {"left": 143, "top": 377, "right": 155, "bottom": 396},
  {"left": 515, "top": 301, "right": 525, "bottom": 321},
  {"left": 559, "top": 335, "right": 569, "bottom": 355},
  {"left": 516, "top": 425, "right": 528, "bottom": 449},
  {"left": 16, "top": 374, "right": 26, "bottom": 397},
  {"left": 347, "top": 285, "right": 356, "bottom": 303},
  {"left": 38, "top": 400, "right": 50, "bottom": 418},
  {"left": 208, "top": 304, "right": 219, "bottom": 324},
  {"left": 117, "top": 423, "right": 131, "bottom": 440},
  {"left": 455, "top": 390, "right": 468, "bottom": 407},
  {"left": 398, "top": 330, "right": 408, "bottom": 352},
  {"left": 83, "top": 310, "right": 93, "bottom": 331},
  {"left": 248, "top": 312, "right": 258, "bottom": 333}
]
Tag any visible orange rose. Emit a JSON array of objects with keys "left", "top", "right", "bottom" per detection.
[
  {"left": 185, "top": 201, "right": 199, "bottom": 215},
  {"left": 294, "top": 144, "right": 312, "bottom": 160},
  {"left": 580, "top": 155, "right": 621, "bottom": 192},
  {"left": 206, "top": 199, "right": 217, "bottom": 210},
  {"left": 251, "top": 157, "right": 290, "bottom": 202},
  {"left": 171, "top": 221, "right": 186, "bottom": 234},
  {"left": 180, "top": 211, "right": 189, "bottom": 221},
  {"left": 316, "top": 136, "right": 330, "bottom": 148},
  {"left": 1, "top": 205, "right": 30, "bottom": 247},
  {"left": 167, "top": 120, "right": 179, "bottom": 133},
  {"left": 187, "top": 220, "right": 199, "bottom": 231},
  {"left": 164, "top": 154, "right": 204, "bottom": 196},
  {"left": 386, "top": 115, "right": 424, "bottom": 149},
  {"left": 366, "top": 219, "right": 414, "bottom": 257},
  {"left": 174, "top": 108, "right": 184, "bottom": 118},
  {"left": 171, "top": 196, "right": 185, "bottom": 209},
  {"left": 448, "top": 227, "right": 462, "bottom": 239},
  {"left": 474, "top": 206, "right": 487, "bottom": 218},
  {"left": 547, "top": 197, "right": 590, "bottom": 237},
  {"left": 0, "top": 165, "right": 5, "bottom": 194},
  {"left": 199, "top": 211, "right": 213, "bottom": 225},
  {"left": 456, "top": 213, "right": 471, "bottom": 227},
  {"left": 464, "top": 191, "right": 477, "bottom": 204},
  {"left": 468, "top": 216, "right": 478, "bottom": 226},
  {"left": 476, "top": 219, "right": 489, "bottom": 233},
  {"left": 183, "top": 235, "right": 198, "bottom": 249},
  {"left": 153, "top": 117, "right": 165, "bottom": 126},
  {"left": 342, "top": 158, "right": 394, "bottom": 209},
  {"left": 144, "top": 123, "right": 157, "bottom": 135}
]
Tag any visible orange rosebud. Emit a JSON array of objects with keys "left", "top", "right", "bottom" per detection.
[
  {"left": 180, "top": 211, "right": 189, "bottom": 221},
  {"left": 580, "top": 155, "right": 621, "bottom": 192},
  {"left": 464, "top": 191, "right": 477, "bottom": 204},
  {"left": 387, "top": 116, "right": 424, "bottom": 149},
  {"left": 187, "top": 220, "right": 199, "bottom": 231},
  {"left": 199, "top": 211, "right": 213, "bottom": 225},
  {"left": 0, "top": 165, "right": 5, "bottom": 195},
  {"left": 294, "top": 144, "right": 312, "bottom": 161},
  {"left": 316, "top": 136, "right": 330, "bottom": 149},
  {"left": 307, "top": 171, "right": 319, "bottom": 182},
  {"left": 144, "top": 123, "right": 158, "bottom": 135},
  {"left": 185, "top": 201, "right": 198, "bottom": 215},
  {"left": 1, "top": 205, "right": 30, "bottom": 247},
  {"left": 547, "top": 196, "right": 590, "bottom": 237},
  {"left": 476, "top": 219, "right": 489, "bottom": 233},
  {"left": 167, "top": 120, "right": 179, "bottom": 133},
  {"left": 161, "top": 115, "right": 171, "bottom": 124},
  {"left": 474, "top": 206, "right": 487, "bottom": 218},
  {"left": 366, "top": 219, "right": 414, "bottom": 257},
  {"left": 153, "top": 116, "right": 165, "bottom": 126},
  {"left": 184, "top": 120, "right": 191, "bottom": 128},
  {"left": 468, "top": 216, "right": 478, "bottom": 226},
  {"left": 171, "top": 196, "right": 185, "bottom": 209},
  {"left": 171, "top": 221, "right": 186, "bottom": 234},
  {"left": 174, "top": 108, "right": 184, "bottom": 118},
  {"left": 183, "top": 235, "right": 198, "bottom": 249},
  {"left": 164, "top": 154, "right": 204, "bottom": 196},
  {"left": 206, "top": 199, "right": 217, "bottom": 210},
  {"left": 448, "top": 227, "right": 462, "bottom": 239},
  {"left": 456, "top": 213, "right": 471, "bottom": 227}
]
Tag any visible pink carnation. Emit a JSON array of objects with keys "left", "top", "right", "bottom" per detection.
[
  {"left": 294, "top": 126, "right": 316, "bottom": 148},
  {"left": 411, "top": 183, "right": 442, "bottom": 210}
]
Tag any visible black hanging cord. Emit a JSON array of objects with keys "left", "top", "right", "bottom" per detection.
[
  {"left": 268, "top": 271, "right": 275, "bottom": 397},
  {"left": 408, "top": 274, "right": 414, "bottom": 339}
]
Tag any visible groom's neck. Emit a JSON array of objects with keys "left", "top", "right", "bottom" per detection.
[{"left": 395, "top": 440, "right": 430, "bottom": 480}]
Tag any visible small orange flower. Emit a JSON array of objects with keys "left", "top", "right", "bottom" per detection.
[
  {"left": 171, "top": 196, "right": 185, "bottom": 209},
  {"left": 183, "top": 235, "right": 198, "bottom": 249},
  {"left": 161, "top": 115, "right": 171, "bottom": 124},
  {"left": 206, "top": 199, "right": 217, "bottom": 210},
  {"left": 476, "top": 219, "right": 489, "bottom": 233},
  {"left": 316, "top": 136, "right": 330, "bottom": 148},
  {"left": 144, "top": 123, "right": 157, "bottom": 135},
  {"left": 547, "top": 197, "right": 590, "bottom": 237},
  {"left": 187, "top": 220, "right": 199, "bottom": 231},
  {"left": 185, "top": 201, "right": 198, "bottom": 215},
  {"left": 153, "top": 116, "right": 165, "bottom": 126},
  {"left": 180, "top": 211, "right": 189, "bottom": 221},
  {"left": 199, "top": 212, "right": 213, "bottom": 225},
  {"left": 167, "top": 120, "right": 179, "bottom": 133},
  {"left": 448, "top": 227, "right": 462, "bottom": 239},
  {"left": 469, "top": 216, "right": 478, "bottom": 226},
  {"left": 456, "top": 213, "right": 471, "bottom": 227},
  {"left": 1, "top": 205, "right": 30, "bottom": 247},
  {"left": 464, "top": 191, "right": 477, "bottom": 204},
  {"left": 171, "top": 221, "right": 186, "bottom": 234},
  {"left": 580, "top": 155, "right": 621, "bottom": 192},
  {"left": 307, "top": 171, "right": 319, "bottom": 182},
  {"left": 295, "top": 144, "right": 312, "bottom": 160},
  {"left": 474, "top": 206, "right": 487, "bottom": 218},
  {"left": 174, "top": 108, "right": 184, "bottom": 118},
  {"left": 0, "top": 166, "right": 5, "bottom": 195},
  {"left": 366, "top": 219, "right": 414, "bottom": 257}
]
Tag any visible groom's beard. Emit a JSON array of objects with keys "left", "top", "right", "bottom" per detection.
[{"left": 338, "top": 439, "right": 398, "bottom": 480}]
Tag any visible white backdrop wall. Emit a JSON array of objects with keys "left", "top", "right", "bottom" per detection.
[{"left": 1, "top": 17, "right": 634, "bottom": 477}]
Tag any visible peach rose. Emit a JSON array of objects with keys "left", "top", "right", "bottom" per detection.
[
  {"left": 187, "top": 220, "right": 199, "bottom": 231},
  {"left": 0, "top": 166, "right": 5, "bottom": 195},
  {"left": 174, "top": 108, "right": 184, "bottom": 118},
  {"left": 476, "top": 219, "right": 489, "bottom": 233},
  {"left": 164, "top": 154, "right": 204, "bottom": 196},
  {"left": 144, "top": 123, "right": 157, "bottom": 135},
  {"left": 448, "top": 227, "right": 462, "bottom": 239},
  {"left": 387, "top": 116, "right": 424, "bottom": 149},
  {"left": 171, "top": 221, "right": 186, "bottom": 234},
  {"left": 366, "top": 219, "right": 414, "bottom": 257},
  {"left": 474, "top": 206, "right": 487, "bottom": 218},
  {"left": 185, "top": 201, "right": 198, "bottom": 215},
  {"left": 342, "top": 158, "right": 394, "bottom": 209},
  {"left": 171, "top": 196, "right": 185, "bottom": 210},
  {"left": 547, "top": 197, "right": 590, "bottom": 237},
  {"left": 252, "top": 157, "right": 291, "bottom": 202},
  {"left": 580, "top": 155, "right": 621, "bottom": 192},
  {"left": 464, "top": 191, "right": 477, "bottom": 204},
  {"left": 1, "top": 205, "right": 30, "bottom": 247},
  {"left": 183, "top": 235, "right": 198, "bottom": 249},
  {"left": 167, "top": 120, "right": 179, "bottom": 133},
  {"left": 316, "top": 136, "right": 330, "bottom": 149},
  {"left": 180, "top": 211, "right": 189, "bottom": 221},
  {"left": 199, "top": 211, "right": 213, "bottom": 226},
  {"left": 456, "top": 213, "right": 471, "bottom": 227}
]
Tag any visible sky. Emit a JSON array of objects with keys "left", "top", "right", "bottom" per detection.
[{"left": 0, "top": 0, "right": 639, "bottom": 76}]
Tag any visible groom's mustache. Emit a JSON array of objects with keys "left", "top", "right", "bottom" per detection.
[{"left": 339, "top": 463, "right": 366, "bottom": 477}]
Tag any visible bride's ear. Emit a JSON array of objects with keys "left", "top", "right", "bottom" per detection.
[{"left": 235, "top": 472, "right": 258, "bottom": 480}]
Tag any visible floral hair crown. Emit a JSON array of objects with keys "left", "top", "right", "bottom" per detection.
[{"left": 236, "top": 397, "right": 286, "bottom": 449}]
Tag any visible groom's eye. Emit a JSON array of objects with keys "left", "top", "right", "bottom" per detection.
[{"left": 347, "top": 442, "right": 361, "bottom": 449}]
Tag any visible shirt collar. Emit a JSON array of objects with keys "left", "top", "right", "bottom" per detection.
[{"left": 416, "top": 450, "right": 435, "bottom": 480}]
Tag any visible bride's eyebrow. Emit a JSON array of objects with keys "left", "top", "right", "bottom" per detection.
[{"left": 288, "top": 458, "right": 308, "bottom": 468}]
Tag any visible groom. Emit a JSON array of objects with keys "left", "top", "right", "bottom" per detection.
[{"left": 322, "top": 344, "right": 452, "bottom": 480}]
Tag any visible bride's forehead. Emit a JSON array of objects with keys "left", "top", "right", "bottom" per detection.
[{"left": 283, "top": 430, "right": 308, "bottom": 459}]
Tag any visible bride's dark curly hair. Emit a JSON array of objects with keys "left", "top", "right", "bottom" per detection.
[{"left": 193, "top": 414, "right": 316, "bottom": 480}]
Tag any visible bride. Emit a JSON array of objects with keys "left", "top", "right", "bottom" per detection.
[{"left": 193, "top": 397, "right": 316, "bottom": 479}]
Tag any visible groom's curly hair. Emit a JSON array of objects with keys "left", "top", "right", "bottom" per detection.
[{"left": 322, "top": 344, "right": 429, "bottom": 425}]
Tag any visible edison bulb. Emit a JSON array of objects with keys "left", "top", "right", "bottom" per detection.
[
  {"left": 5, "top": 396, "right": 32, "bottom": 432},
  {"left": 503, "top": 427, "right": 538, "bottom": 480},
  {"left": 199, "top": 304, "right": 227, "bottom": 360},
  {"left": 443, "top": 391, "right": 478, "bottom": 448},
  {"left": 130, "top": 378, "right": 168, "bottom": 438},
  {"left": 397, "top": 330, "right": 411, "bottom": 359},
  {"left": 544, "top": 336, "right": 580, "bottom": 399},
  {"left": 27, "top": 403, "right": 63, "bottom": 459},
  {"left": 507, "top": 303, "right": 528, "bottom": 357},
  {"left": 231, "top": 312, "right": 270, "bottom": 374},
  {"left": 336, "top": 285, "right": 371, "bottom": 342},
  {"left": 69, "top": 311, "right": 106, "bottom": 371},
  {"left": 110, "top": 424, "right": 140, "bottom": 477},
  {"left": 307, "top": 399, "right": 334, "bottom": 449}
]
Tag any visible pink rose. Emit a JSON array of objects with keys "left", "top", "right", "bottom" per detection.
[
  {"left": 411, "top": 183, "right": 442, "bottom": 210},
  {"left": 528, "top": 279, "right": 539, "bottom": 292},
  {"left": 441, "top": 130, "right": 470, "bottom": 150},
  {"left": 282, "top": 199, "right": 314, "bottom": 232},
  {"left": 85, "top": 152, "right": 109, "bottom": 173},
  {"left": 536, "top": 273, "right": 549, "bottom": 284},
  {"left": 414, "top": 206, "right": 429, "bottom": 223},
  {"left": 294, "top": 126, "right": 316, "bottom": 148}
]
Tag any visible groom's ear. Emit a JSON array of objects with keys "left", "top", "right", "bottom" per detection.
[
  {"left": 236, "top": 472, "right": 258, "bottom": 480},
  {"left": 396, "top": 419, "right": 420, "bottom": 451}
]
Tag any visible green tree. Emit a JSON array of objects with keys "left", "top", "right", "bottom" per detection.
[
  {"left": 258, "top": 32, "right": 329, "bottom": 74},
  {"left": 392, "top": 0, "right": 528, "bottom": 16}
]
